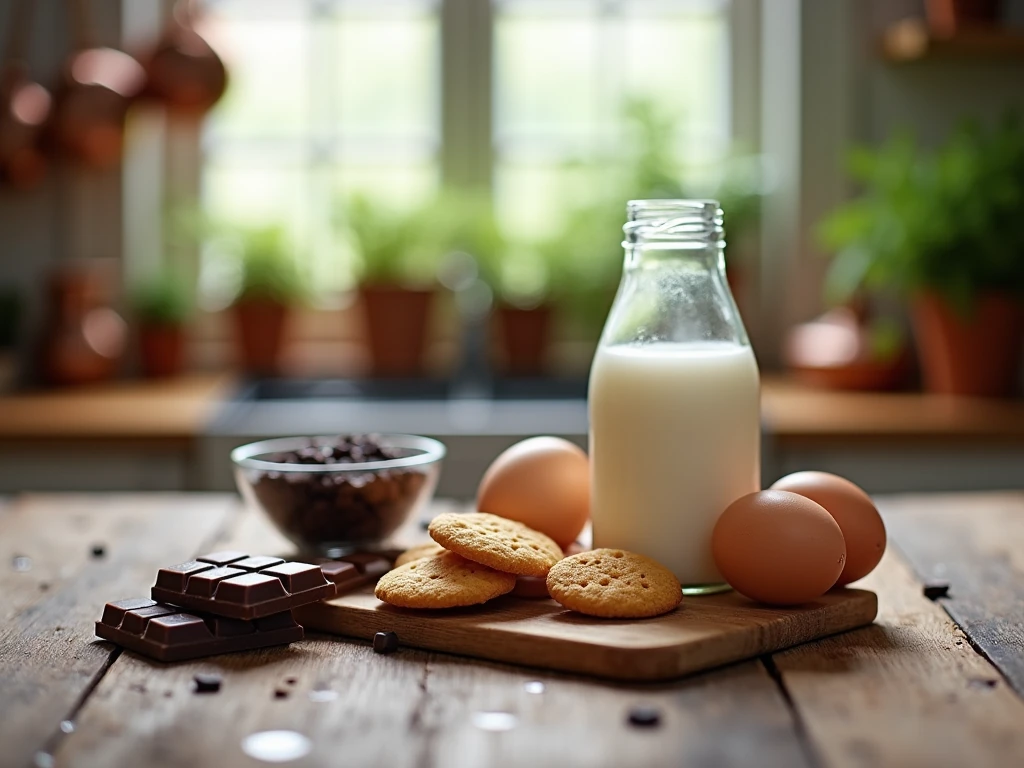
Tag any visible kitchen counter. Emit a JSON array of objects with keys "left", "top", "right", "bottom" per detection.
[
  {"left": 3, "top": 373, "right": 1024, "bottom": 444},
  {"left": 0, "top": 374, "right": 232, "bottom": 445},
  {"left": 2, "top": 374, "right": 1024, "bottom": 495}
]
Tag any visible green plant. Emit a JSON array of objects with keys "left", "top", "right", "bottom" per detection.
[
  {"left": 234, "top": 225, "right": 307, "bottom": 306},
  {"left": 819, "top": 114, "right": 1024, "bottom": 313},
  {"left": 131, "top": 271, "right": 192, "bottom": 326},
  {"left": 342, "top": 194, "right": 450, "bottom": 288}
]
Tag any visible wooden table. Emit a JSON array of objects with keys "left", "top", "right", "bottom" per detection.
[{"left": 2, "top": 493, "right": 1023, "bottom": 768}]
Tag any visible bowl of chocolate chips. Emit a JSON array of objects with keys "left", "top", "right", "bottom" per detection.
[{"left": 231, "top": 434, "right": 445, "bottom": 554}]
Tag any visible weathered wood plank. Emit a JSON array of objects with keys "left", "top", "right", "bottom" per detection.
[
  {"left": 772, "top": 544, "right": 1024, "bottom": 768},
  {"left": 0, "top": 494, "right": 238, "bottom": 768},
  {"left": 58, "top": 638, "right": 810, "bottom": 768},
  {"left": 881, "top": 492, "right": 1024, "bottom": 696},
  {"left": 56, "top": 498, "right": 811, "bottom": 768}
]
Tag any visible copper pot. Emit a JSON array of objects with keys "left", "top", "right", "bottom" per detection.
[
  {"left": 0, "top": 0, "right": 51, "bottom": 187},
  {"left": 141, "top": 0, "right": 227, "bottom": 115},
  {"left": 47, "top": 0, "right": 146, "bottom": 168},
  {"left": 42, "top": 261, "right": 127, "bottom": 387}
]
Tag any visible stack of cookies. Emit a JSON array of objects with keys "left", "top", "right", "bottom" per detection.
[{"left": 375, "top": 512, "right": 682, "bottom": 619}]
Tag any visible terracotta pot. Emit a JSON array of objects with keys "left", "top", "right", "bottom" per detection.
[
  {"left": 926, "top": 0, "right": 999, "bottom": 36},
  {"left": 359, "top": 285, "right": 435, "bottom": 376},
  {"left": 233, "top": 299, "right": 290, "bottom": 375},
  {"left": 912, "top": 292, "right": 1024, "bottom": 397},
  {"left": 139, "top": 324, "right": 186, "bottom": 379},
  {"left": 497, "top": 304, "right": 553, "bottom": 376}
]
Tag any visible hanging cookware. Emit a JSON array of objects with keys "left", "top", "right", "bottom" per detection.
[
  {"left": 142, "top": 0, "right": 227, "bottom": 114},
  {"left": 47, "top": 0, "right": 146, "bottom": 169},
  {"left": 0, "top": 0, "right": 52, "bottom": 188}
]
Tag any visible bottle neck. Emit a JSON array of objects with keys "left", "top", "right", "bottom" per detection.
[{"left": 622, "top": 199, "right": 725, "bottom": 273}]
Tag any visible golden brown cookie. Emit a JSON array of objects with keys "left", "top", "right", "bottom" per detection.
[
  {"left": 428, "top": 512, "right": 563, "bottom": 577},
  {"left": 394, "top": 541, "right": 446, "bottom": 568},
  {"left": 546, "top": 548, "right": 682, "bottom": 619},
  {"left": 374, "top": 550, "right": 516, "bottom": 609}
]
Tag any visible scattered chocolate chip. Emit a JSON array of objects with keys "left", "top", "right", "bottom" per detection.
[
  {"left": 627, "top": 706, "right": 661, "bottom": 727},
  {"left": 923, "top": 582, "right": 950, "bottom": 600},
  {"left": 274, "top": 689, "right": 289, "bottom": 699},
  {"left": 90, "top": 544, "right": 106, "bottom": 558},
  {"left": 373, "top": 631, "right": 399, "bottom": 655},
  {"left": 968, "top": 678, "right": 999, "bottom": 689},
  {"left": 285, "top": 677, "right": 298, "bottom": 685},
  {"left": 193, "top": 673, "right": 222, "bottom": 693},
  {"left": 39, "top": 582, "right": 50, "bottom": 591}
]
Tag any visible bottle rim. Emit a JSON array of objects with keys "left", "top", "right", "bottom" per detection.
[{"left": 623, "top": 199, "right": 724, "bottom": 247}]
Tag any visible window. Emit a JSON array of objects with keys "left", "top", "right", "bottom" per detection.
[
  {"left": 193, "top": 0, "right": 732, "bottom": 307},
  {"left": 198, "top": 0, "right": 441, "bottom": 306},
  {"left": 494, "top": 0, "right": 730, "bottom": 237}
]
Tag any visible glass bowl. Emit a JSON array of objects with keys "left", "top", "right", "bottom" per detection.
[{"left": 231, "top": 434, "right": 445, "bottom": 555}]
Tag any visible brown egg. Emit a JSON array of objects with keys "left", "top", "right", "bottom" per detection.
[
  {"left": 771, "top": 471, "right": 886, "bottom": 585},
  {"left": 477, "top": 436, "right": 590, "bottom": 548},
  {"left": 712, "top": 491, "right": 847, "bottom": 606}
]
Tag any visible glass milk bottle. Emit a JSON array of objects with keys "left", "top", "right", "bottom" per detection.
[{"left": 589, "top": 200, "right": 760, "bottom": 593}]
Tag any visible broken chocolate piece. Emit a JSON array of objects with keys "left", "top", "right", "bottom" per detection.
[
  {"left": 96, "top": 598, "right": 303, "bottom": 662},
  {"left": 151, "top": 553, "right": 336, "bottom": 620}
]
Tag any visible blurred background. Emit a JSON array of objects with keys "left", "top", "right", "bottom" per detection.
[{"left": 1, "top": 0, "right": 1023, "bottom": 498}]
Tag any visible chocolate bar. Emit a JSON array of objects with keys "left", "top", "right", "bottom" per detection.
[
  {"left": 151, "top": 551, "right": 337, "bottom": 620},
  {"left": 317, "top": 553, "right": 392, "bottom": 594},
  {"left": 96, "top": 598, "right": 303, "bottom": 662}
]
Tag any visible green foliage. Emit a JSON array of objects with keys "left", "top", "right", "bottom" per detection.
[
  {"left": 819, "top": 114, "right": 1024, "bottom": 312},
  {"left": 533, "top": 98, "right": 766, "bottom": 331},
  {"left": 131, "top": 271, "right": 192, "bottom": 326},
  {"left": 234, "top": 225, "right": 307, "bottom": 306}
]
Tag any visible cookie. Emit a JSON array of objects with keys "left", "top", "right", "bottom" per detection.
[
  {"left": 374, "top": 550, "right": 516, "bottom": 609},
  {"left": 428, "top": 512, "right": 563, "bottom": 577},
  {"left": 394, "top": 542, "right": 446, "bottom": 568},
  {"left": 546, "top": 549, "right": 682, "bottom": 619}
]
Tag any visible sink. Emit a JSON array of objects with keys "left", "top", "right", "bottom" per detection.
[{"left": 235, "top": 377, "right": 589, "bottom": 402}]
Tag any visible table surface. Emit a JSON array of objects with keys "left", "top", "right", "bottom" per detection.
[{"left": 2, "top": 492, "right": 1023, "bottom": 768}]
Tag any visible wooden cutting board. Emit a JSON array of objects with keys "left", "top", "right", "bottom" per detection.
[{"left": 295, "top": 586, "right": 877, "bottom": 682}]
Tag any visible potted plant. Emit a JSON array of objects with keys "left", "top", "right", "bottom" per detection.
[
  {"left": 343, "top": 195, "right": 441, "bottom": 377},
  {"left": 131, "top": 271, "right": 191, "bottom": 378},
  {"left": 819, "top": 117, "right": 1024, "bottom": 397},
  {"left": 231, "top": 226, "right": 305, "bottom": 376}
]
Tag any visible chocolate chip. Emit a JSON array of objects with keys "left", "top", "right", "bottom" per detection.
[
  {"left": 285, "top": 677, "right": 298, "bottom": 685},
  {"left": 193, "top": 673, "right": 222, "bottom": 693},
  {"left": 274, "top": 689, "right": 289, "bottom": 699},
  {"left": 627, "top": 706, "right": 661, "bottom": 727},
  {"left": 373, "top": 631, "right": 399, "bottom": 655},
  {"left": 90, "top": 544, "right": 106, "bottom": 558},
  {"left": 923, "top": 582, "right": 950, "bottom": 600}
]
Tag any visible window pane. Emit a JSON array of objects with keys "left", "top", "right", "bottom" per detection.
[
  {"left": 202, "top": 16, "right": 309, "bottom": 142},
  {"left": 494, "top": 0, "right": 731, "bottom": 239},
  {"left": 496, "top": 14, "right": 603, "bottom": 144},
  {"left": 336, "top": 12, "right": 439, "bottom": 141},
  {"left": 199, "top": 1, "right": 441, "bottom": 304}
]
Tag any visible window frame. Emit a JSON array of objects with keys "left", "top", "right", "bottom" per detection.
[{"left": 120, "top": 0, "right": 760, "bottom": 364}]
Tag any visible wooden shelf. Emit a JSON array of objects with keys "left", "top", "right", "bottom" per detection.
[{"left": 881, "top": 18, "right": 1024, "bottom": 63}]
